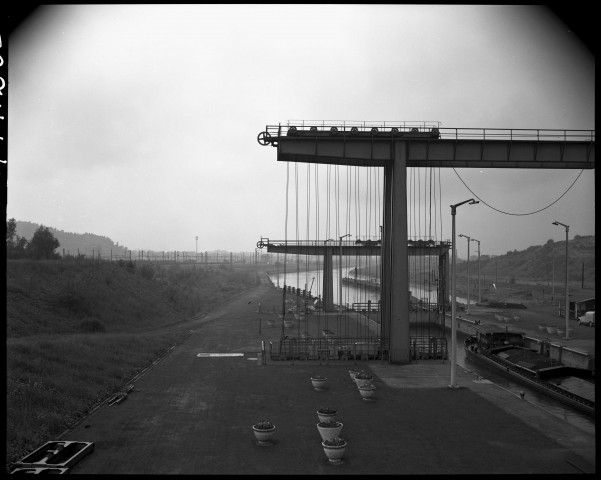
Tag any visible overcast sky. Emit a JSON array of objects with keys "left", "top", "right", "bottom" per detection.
[{"left": 7, "top": 5, "right": 595, "bottom": 257}]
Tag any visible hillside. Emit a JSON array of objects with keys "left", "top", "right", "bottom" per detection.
[
  {"left": 14, "top": 220, "right": 128, "bottom": 258},
  {"left": 357, "top": 235, "right": 595, "bottom": 289},
  {"left": 13, "top": 220, "right": 241, "bottom": 260},
  {"left": 6, "top": 258, "right": 259, "bottom": 469},
  {"left": 473, "top": 235, "right": 595, "bottom": 286}
]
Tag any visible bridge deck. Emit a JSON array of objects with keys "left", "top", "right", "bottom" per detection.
[
  {"left": 258, "top": 124, "right": 595, "bottom": 169},
  {"left": 257, "top": 238, "right": 450, "bottom": 256}
]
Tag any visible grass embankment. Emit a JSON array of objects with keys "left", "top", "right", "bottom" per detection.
[{"left": 6, "top": 259, "right": 257, "bottom": 470}]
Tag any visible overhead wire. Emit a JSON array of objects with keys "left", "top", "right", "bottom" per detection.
[{"left": 452, "top": 168, "right": 585, "bottom": 215}]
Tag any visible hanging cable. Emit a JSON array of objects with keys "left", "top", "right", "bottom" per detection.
[
  {"left": 314, "top": 164, "right": 322, "bottom": 330},
  {"left": 452, "top": 168, "right": 585, "bottom": 215},
  {"left": 304, "top": 163, "right": 311, "bottom": 339},
  {"left": 295, "top": 163, "right": 299, "bottom": 315},
  {"left": 284, "top": 162, "right": 289, "bottom": 273}
]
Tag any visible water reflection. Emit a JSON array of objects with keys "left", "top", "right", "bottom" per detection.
[{"left": 268, "top": 268, "right": 468, "bottom": 305}]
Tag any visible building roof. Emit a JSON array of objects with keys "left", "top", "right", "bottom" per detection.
[{"left": 569, "top": 294, "right": 595, "bottom": 304}]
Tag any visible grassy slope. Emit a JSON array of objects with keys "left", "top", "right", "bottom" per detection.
[
  {"left": 6, "top": 259, "right": 258, "bottom": 470},
  {"left": 355, "top": 235, "right": 595, "bottom": 304}
]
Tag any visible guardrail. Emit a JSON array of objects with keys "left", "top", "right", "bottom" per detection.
[
  {"left": 259, "top": 122, "right": 595, "bottom": 145},
  {"left": 269, "top": 336, "right": 388, "bottom": 361},
  {"left": 257, "top": 236, "right": 452, "bottom": 249}
]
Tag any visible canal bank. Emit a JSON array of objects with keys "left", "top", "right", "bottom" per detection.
[
  {"left": 446, "top": 307, "right": 595, "bottom": 372},
  {"left": 57, "top": 272, "right": 594, "bottom": 474}
]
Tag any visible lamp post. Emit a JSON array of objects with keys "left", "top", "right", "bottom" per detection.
[
  {"left": 552, "top": 221, "right": 569, "bottom": 339},
  {"left": 458, "top": 234, "right": 471, "bottom": 314},
  {"left": 195, "top": 236, "right": 198, "bottom": 262},
  {"left": 471, "top": 238, "right": 481, "bottom": 304},
  {"left": 338, "top": 234, "right": 351, "bottom": 312},
  {"left": 450, "top": 199, "right": 479, "bottom": 388}
]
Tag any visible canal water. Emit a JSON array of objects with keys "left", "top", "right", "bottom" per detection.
[
  {"left": 267, "top": 269, "right": 595, "bottom": 436},
  {"left": 269, "top": 268, "right": 468, "bottom": 306}
]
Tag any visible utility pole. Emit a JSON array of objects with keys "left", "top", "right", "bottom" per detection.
[
  {"left": 458, "top": 234, "right": 471, "bottom": 314},
  {"left": 552, "top": 221, "right": 569, "bottom": 340},
  {"left": 471, "top": 238, "right": 481, "bottom": 304},
  {"left": 552, "top": 257, "right": 555, "bottom": 300},
  {"left": 339, "top": 234, "right": 351, "bottom": 313},
  {"left": 450, "top": 199, "right": 478, "bottom": 388},
  {"left": 495, "top": 259, "right": 498, "bottom": 284}
]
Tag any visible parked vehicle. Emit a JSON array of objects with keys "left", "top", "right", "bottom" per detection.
[{"left": 578, "top": 311, "right": 595, "bottom": 327}]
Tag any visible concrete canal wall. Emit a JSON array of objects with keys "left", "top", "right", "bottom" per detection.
[{"left": 445, "top": 314, "right": 594, "bottom": 374}]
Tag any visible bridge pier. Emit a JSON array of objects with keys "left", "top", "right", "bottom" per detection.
[
  {"left": 322, "top": 247, "right": 334, "bottom": 311},
  {"left": 381, "top": 145, "right": 410, "bottom": 363}
]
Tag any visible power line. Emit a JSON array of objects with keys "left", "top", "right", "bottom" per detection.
[{"left": 452, "top": 168, "right": 585, "bottom": 216}]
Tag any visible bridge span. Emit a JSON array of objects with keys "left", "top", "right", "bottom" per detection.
[
  {"left": 257, "top": 237, "right": 450, "bottom": 313},
  {"left": 258, "top": 121, "right": 595, "bottom": 363}
]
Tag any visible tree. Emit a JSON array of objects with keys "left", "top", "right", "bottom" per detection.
[
  {"left": 6, "top": 218, "right": 17, "bottom": 243},
  {"left": 6, "top": 218, "right": 29, "bottom": 259},
  {"left": 27, "top": 225, "right": 60, "bottom": 260}
]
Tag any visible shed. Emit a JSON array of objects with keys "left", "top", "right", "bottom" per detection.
[{"left": 569, "top": 295, "right": 595, "bottom": 319}]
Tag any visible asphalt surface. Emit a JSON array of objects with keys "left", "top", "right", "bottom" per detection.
[{"left": 60, "top": 275, "right": 595, "bottom": 474}]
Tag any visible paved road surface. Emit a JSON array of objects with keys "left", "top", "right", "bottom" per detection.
[{"left": 63, "top": 275, "right": 595, "bottom": 474}]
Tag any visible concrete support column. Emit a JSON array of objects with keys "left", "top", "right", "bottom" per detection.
[
  {"left": 383, "top": 143, "right": 410, "bottom": 363},
  {"left": 322, "top": 248, "right": 334, "bottom": 311},
  {"left": 381, "top": 161, "right": 392, "bottom": 353},
  {"left": 439, "top": 251, "right": 449, "bottom": 330}
]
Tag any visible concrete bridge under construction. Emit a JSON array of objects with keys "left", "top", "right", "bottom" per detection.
[{"left": 257, "top": 122, "right": 595, "bottom": 363}]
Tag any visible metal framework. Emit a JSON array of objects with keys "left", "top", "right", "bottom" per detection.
[
  {"left": 257, "top": 121, "right": 595, "bottom": 364},
  {"left": 258, "top": 123, "right": 595, "bottom": 169}
]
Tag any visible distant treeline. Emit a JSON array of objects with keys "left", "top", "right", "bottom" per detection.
[
  {"left": 12, "top": 220, "right": 255, "bottom": 262},
  {"left": 356, "top": 235, "right": 595, "bottom": 287}
]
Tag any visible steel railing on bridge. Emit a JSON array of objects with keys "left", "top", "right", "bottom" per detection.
[
  {"left": 257, "top": 237, "right": 451, "bottom": 250},
  {"left": 258, "top": 122, "right": 594, "bottom": 145},
  {"left": 266, "top": 334, "right": 448, "bottom": 362},
  {"left": 269, "top": 336, "right": 388, "bottom": 361}
]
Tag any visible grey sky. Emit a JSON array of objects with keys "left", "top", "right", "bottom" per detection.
[{"left": 7, "top": 5, "right": 595, "bottom": 256}]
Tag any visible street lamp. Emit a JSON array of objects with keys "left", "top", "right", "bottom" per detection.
[
  {"left": 470, "top": 238, "right": 481, "bottom": 304},
  {"left": 552, "top": 221, "right": 570, "bottom": 339},
  {"left": 339, "top": 234, "right": 351, "bottom": 311},
  {"left": 195, "top": 236, "right": 198, "bottom": 262},
  {"left": 450, "top": 199, "right": 479, "bottom": 388},
  {"left": 458, "top": 234, "right": 471, "bottom": 314}
]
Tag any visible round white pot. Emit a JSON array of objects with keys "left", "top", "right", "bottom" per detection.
[
  {"left": 252, "top": 425, "right": 275, "bottom": 445},
  {"left": 317, "top": 422, "right": 343, "bottom": 442},
  {"left": 317, "top": 411, "right": 337, "bottom": 423},
  {"left": 322, "top": 440, "right": 347, "bottom": 463},
  {"left": 358, "top": 384, "right": 376, "bottom": 401}
]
